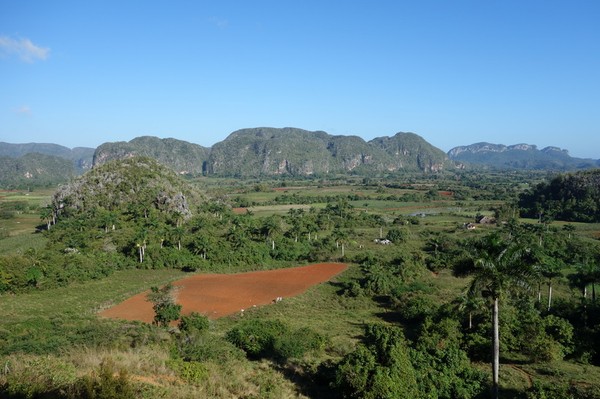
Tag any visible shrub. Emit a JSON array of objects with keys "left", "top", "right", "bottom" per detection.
[
  {"left": 146, "top": 283, "right": 182, "bottom": 327},
  {"left": 75, "top": 360, "right": 134, "bottom": 399},
  {"left": 166, "top": 359, "right": 208, "bottom": 385},
  {"left": 334, "top": 324, "right": 419, "bottom": 399},
  {"left": 273, "top": 327, "right": 326, "bottom": 360},
  {"left": 225, "top": 319, "right": 288, "bottom": 359},
  {"left": 386, "top": 228, "right": 408, "bottom": 243},
  {"left": 176, "top": 332, "right": 244, "bottom": 363},
  {"left": 178, "top": 312, "right": 209, "bottom": 333}
]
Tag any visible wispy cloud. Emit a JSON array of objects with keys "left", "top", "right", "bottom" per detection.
[
  {"left": 209, "top": 17, "right": 229, "bottom": 29},
  {"left": 12, "top": 105, "right": 32, "bottom": 115},
  {"left": 0, "top": 35, "right": 50, "bottom": 63}
]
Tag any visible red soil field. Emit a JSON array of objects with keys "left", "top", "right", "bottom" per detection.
[{"left": 99, "top": 263, "right": 347, "bottom": 323}]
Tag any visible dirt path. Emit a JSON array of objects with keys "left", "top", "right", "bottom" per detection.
[{"left": 100, "top": 263, "right": 347, "bottom": 323}]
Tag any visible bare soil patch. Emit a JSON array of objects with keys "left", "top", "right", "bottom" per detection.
[{"left": 100, "top": 263, "right": 347, "bottom": 323}]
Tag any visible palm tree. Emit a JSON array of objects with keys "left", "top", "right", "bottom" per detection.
[
  {"left": 40, "top": 205, "right": 54, "bottom": 230},
  {"left": 190, "top": 231, "right": 214, "bottom": 260},
  {"left": 261, "top": 215, "right": 282, "bottom": 250},
  {"left": 454, "top": 231, "right": 537, "bottom": 399},
  {"left": 332, "top": 228, "right": 348, "bottom": 257},
  {"left": 573, "top": 261, "right": 600, "bottom": 302},
  {"left": 170, "top": 226, "right": 185, "bottom": 250},
  {"left": 538, "top": 255, "right": 564, "bottom": 311},
  {"left": 455, "top": 292, "right": 486, "bottom": 331}
]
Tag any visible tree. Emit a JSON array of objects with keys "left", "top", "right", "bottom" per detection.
[
  {"left": 454, "top": 231, "right": 537, "bottom": 399},
  {"left": 134, "top": 228, "right": 148, "bottom": 263},
  {"left": 538, "top": 255, "right": 564, "bottom": 311},
  {"left": 454, "top": 293, "right": 486, "bottom": 331},
  {"left": 261, "top": 215, "right": 282, "bottom": 250},
  {"left": 39, "top": 205, "right": 54, "bottom": 230},
  {"left": 170, "top": 226, "right": 185, "bottom": 250},
  {"left": 146, "top": 283, "right": 182, "bottom": 327},
  {"left": 189, "top": 231, "right": 214, "bottom": 260},
  {"left": 332, "top": 228, "right": 348, "bottom": 257}
]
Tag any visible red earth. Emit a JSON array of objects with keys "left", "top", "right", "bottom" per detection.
[{"left": 99, "top": 263, "right": 347, "bottom": 323}]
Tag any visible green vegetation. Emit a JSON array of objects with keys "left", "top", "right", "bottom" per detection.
[
  {"left": 519, "top": 169, "right": 600, "bottom": 222},
  {"left": 93, "top": 136, "right": 210, "bottom": 175},
  {"left": 2, "top": 160, "right": 600, "bottom": 398},
  {"left": 147, "top": 283, "right": 182, "bottom": 327},
  {"left": 207, "top": 128, "right": 452, "bottom": 177}
]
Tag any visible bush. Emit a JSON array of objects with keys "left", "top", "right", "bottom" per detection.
[
  {"left": 166, "top": 359, "right": 208, "bottom": 385},
  {"left": 178, "top": 312, "right": 209, "bottom": 333},
  {"left": 147, "top": 283, "right": 182, "bottom": 327},
  {"left": 176, "top": 332, "right": 244, "bottom": 363},
  {"left": 334, "top": 324, "right": 419, "bottom": 399},
  {"left": 386, "top": 228, "right": 408, "bottom": 243},
  {"left": 225, "top": 319, "right": 288, "bottom": 359},
  {"left": 75, "top": 360, "right": 134, "bottom": 399},
  {"left": 273, "top": 327, "right": 326, "bottom": 360},
  {"left": 225, "top": 319, "right": 323, "bottom": 361}
]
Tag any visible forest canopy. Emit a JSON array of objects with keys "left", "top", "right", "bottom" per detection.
[{"left": 519, "top": 169, "right": 600, "bottom": 222}]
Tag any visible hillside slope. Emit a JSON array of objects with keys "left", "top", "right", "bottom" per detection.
[
  {"left": 206, "top": 127, "right": 452, "bottom": 177},
  {"left": 0, "top": 153, "right": 76, "bottom": 188},
  {"left": 93, "top": 136, "right": 210, "bottom": 175},
  {"left": 0, "top": 142, "right": 94, "bottom": 173}
]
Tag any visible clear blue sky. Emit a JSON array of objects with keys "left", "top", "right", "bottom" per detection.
[{"left": 2, "top": 1, "right": 600, "bottom": 158}]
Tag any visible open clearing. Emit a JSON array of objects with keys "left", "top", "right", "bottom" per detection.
[{"left": 100, "top": 263, "right": 347, "bottom": 322}]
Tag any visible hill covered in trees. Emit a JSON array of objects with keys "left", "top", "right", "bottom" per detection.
[
  {"left": 0, "top": 142, "right": 95, "bottom": 188},
  {"left": 519, "top": 169, "right": 600, "bottom": 222},
  {"left": 0, "top": 142, "right": 95, "bottom": 171},
  {"left": 448, "top": 142, "right": 599, "bottom": 171},
  {"left": 93, "top": 136, "right": 210, "bottom": 175},
  {"left": 0, "top": 153, "right": 77, "bottom": 188},
  {"left": 206, "top": 128, "right": 452, "bottom": 176}
]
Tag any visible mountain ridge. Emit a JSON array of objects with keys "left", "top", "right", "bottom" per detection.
[
  {"left": 205, "top": 127, "right": 452, "bottom": 176},
  {"left": 2, "top": 129, "right": 599, "bottom": 188},
  {"left": 448, "top": 142, "right": 599, "bottom": 170}
]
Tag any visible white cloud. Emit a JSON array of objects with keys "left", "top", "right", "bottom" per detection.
[
  {"left": 209, "top": 17, "right": 229, "bottom": 29},
  {"left": 0, "top": 35, "right": 50, "bottom": 62},
  {"left": 12, "top": 105, "right": 32, "bottom": 115}
]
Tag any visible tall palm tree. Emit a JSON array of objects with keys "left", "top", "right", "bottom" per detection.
[
  {"left": 539, "top": 255, "right": 564, "bottom": 311},
  {"left": 454, "top": 231, "right": 537, "bottom": 399}
]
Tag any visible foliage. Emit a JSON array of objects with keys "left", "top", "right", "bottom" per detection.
[
  {"left": 519, "top": 169, "right": 600, "bottom": 222},
  {"left": 147, "top": 283, "right": 182, "bottom": 327},
  {"left": 412, "top": 317, "right": 487, "bottom": 398},
  {"left": 225, "top": 319, "right": 324, "bottom": 361},
  {"left": 93, "top": 136, "right": 210, "bottom": 175},
  {"left": 76, "top": 360, "right": 135, "bottom": 399},
  {"left": 207, "top": 127, "right": 451, "bottom": 177},
  {"left": 178, "top": 312, "right": 209, "bottom": 333},
  {"left": 0, "top": 358, "right": 133, "bottom": 399},
  {"left": 166, "top": 359, "right": 208, "bottom": 385},
  {"left": 333, "top": 324, "right": 420, "bottom": 399},
  {"left": 0, "top": 153, "right": 77, "bottom": 189},
  {"left": 225, "top": 319, "right": 289, "bottom": 359}
]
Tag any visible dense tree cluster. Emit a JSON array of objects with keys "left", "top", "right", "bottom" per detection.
[{"left": 519, "top": 169, "right": 600, "bottom": 222}]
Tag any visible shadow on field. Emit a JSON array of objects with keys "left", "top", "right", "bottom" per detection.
[{"left": 276, "top": 361, "right": 342, "bottom": 399}]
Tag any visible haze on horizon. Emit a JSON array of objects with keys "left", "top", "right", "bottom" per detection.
[{"left": 1, "top": 1, "right": 599, "bottom": 159}]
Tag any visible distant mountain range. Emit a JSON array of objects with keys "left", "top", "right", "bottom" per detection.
[
  {"left": 205, "top": 127, "right": 450, "bottom": 177},
  {"left": 1, "top": 129, "right": 599, "bottom": 187},
  {"left": 447, "top": 142, "right": 600, "bottom": 170},
  {"left": 0, "top": 142, "right": 95, "bottom": 188}
]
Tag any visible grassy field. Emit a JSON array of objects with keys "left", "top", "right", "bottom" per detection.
[{"left": 2, "top": 179, "right": 600, "bottom": 398}]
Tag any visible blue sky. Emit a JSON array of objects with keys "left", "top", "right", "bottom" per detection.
[{"left": 1, "top": 1, "right": 600, "bottom": 158}]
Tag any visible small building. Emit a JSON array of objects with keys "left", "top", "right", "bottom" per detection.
[
  {"left": 464, "top": 223, "right": 477, "bottom": 230},
  {"left": 477, "top": 216, "right": 496, "bottom": 225}
]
